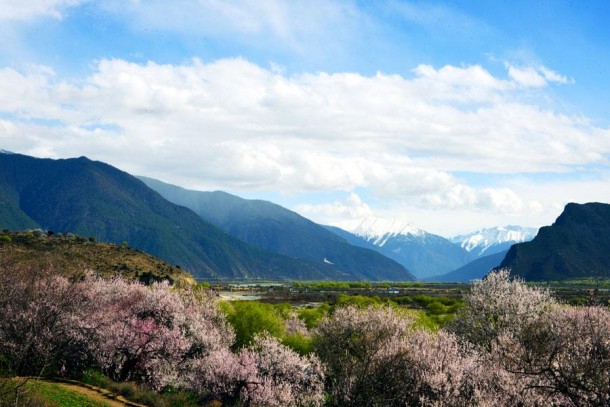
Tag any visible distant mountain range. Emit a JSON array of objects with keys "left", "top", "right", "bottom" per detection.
[
  {"left": 421, "top": 226, "right": 538, "bottom": 282},
  {"left": 328, "top": 219, "right": 539, "bottom": 281},
  {"left": 0, "top": 153, "right": 384, "bottom": 281},
  {"left": 330, "top": 218, "right": 470, "bottom": 279},
  {"left": 3, "top": 153, "right": 606, "bottom": 283},
  {"left": 0, "top": 152, "right": 415, "bottom": 281},
  {"left": 498, "top": 202, "right": 610, "bottom": 281},
  {"left": 139, "top": 177, "right": 414, "bottom": 281},
  {"left": 450, "top": 226, "right": 539, "bottom": 258}
]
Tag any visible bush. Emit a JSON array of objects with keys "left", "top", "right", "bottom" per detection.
[
  {"left": 335, "top": 294, "right": 383, "bottom": 308},
  {"left": 314, "top": 305, "right": 511, "bottom": 406},
  {"left": 282, "top": 331, "right": 314, "bottom": 355},
  {"left": 0, "top": 261, "right": 92, "bottom": 377},
  {"left": 494, "top": 306, "right": 610, "bottom": 405},
  {"left": 314, "top": 306, "right": 414, "bottom": 405},
  {"left": 220, "top": 301, "right": 286, "bottom": 350},
  {"left": 448, "top": 269, "right": 556, "bottom": 349},
  {"left": 297, "top": 304, "right": 330, "bottom": 329},
  {"left": 80, "top": 279, "right": 234, "bottom": 390},
  {"left": 0, "top": 261, "right": 235, "bottom": 392},
  {"left": 194, "top": 281, "right": 211, "bottom": 290},
  {"left": 189, "top": 335, "right": 325, "bottom": 406}
]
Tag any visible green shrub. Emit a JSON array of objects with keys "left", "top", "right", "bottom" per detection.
[
  {"left": 412, "top": 295, "right": 435, "bottom": 307},
  {"left": 273, "top": 302, "right": 293, "bottom": 319},
  {"left": 282, "top": 332, "right": 315, "bottom": 355},
  {"left": 220, "top": 301, "right": 286, "bottom": 349},
  {"left": 393, "top": 296, "right": 413, "bottom": 305},
  {"left": 194, "top": 281, "right": 211, "bottom": 290},
  {"left": 81, "top": 369, "right": 107, "bottom": 388},
  {"left": 426, "top": 301, "right": 447, "bottom": 315},
  {"left": 335, "top": 294, "right": 383, "bottom": 308},
  {"left": 568, "top": 297, "right": 588, "bottom": 306},
  {"left": 0, "top": 235, "right": 11, "bottom": 243},
  {"left": 297, "top": 304, "right": 331, "bottom": 329},
  {"left": 411, "top": 310, "right": 439, "bottom": 330}
]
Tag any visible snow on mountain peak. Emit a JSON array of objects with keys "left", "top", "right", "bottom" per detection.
[
  {"left": 338, "top": 217, "right": 424, "bottom": 246},
  {"left": 451, "top": 225, "right": 538, "bottom": 254}
]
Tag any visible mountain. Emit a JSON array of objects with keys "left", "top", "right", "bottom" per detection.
[
  {"left": 451, "top": 226, "right": 538, "bottom": 258},
  {"left": 0, "top": 153, "right": 364, "bottom": 281},
  {"left": 322, "top": 225, "right": 381, "bottom": 252},
  {"left": 332, "top": 218, "right": 471, "bottom": 279},
  {"left": 0, "top": 230, "right": 195, "bottom": 285},
  {"left": 497, "top": 202, "right": 610, "bottom": 281},
  {"left": 139, "top": 177, "right": 415, "bottom": 281},
  {"left": 424, "top": 250, "right": 508, "bottom": 282}
]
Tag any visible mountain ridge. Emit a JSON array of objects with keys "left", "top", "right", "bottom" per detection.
[
  {"left": 139, "top": 176, "right": 415, "bottom": 281},
  {"left": 0, "top": 153, "right": 363, "bottom": 281},
  {"left": 497, "top": 202, "right": 610, "bottom": 281},
  {"left": 450, "top": 225, "right": 538, "bottom": 257},
  {"left": 330, "top": 217, "right": 471, "bottom": 279}
]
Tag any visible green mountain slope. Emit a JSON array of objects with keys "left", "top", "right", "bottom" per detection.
[
  {"left": 0, "top": 153, "right": 349, "bottom": 280},
  {"left": 497, "top": 202, "right": 610, "bottom": 281},
  {"left": 139, "top": 176, "right": 415, "bottom": 281}
]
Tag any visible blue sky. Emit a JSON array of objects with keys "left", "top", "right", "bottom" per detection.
[{"left": 1, "top": 0, "right": 609, "bottom": 235}]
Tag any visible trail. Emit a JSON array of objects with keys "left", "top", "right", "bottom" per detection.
[{"left": 18, "top": 377, "right": 147, "bottom": 407}]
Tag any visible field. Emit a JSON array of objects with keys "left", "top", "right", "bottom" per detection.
[{"left": 214, "top": 279, "right": 610, "bottom": 306}]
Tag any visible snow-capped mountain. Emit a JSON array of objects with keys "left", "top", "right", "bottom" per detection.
[
  {"left": 339, "top": 217, "right": 425, "bottom": 246},
  {"left": 334, "top": 217, "right": 470, "bottom": 279},
  {"left": 450, "top": 226, "right": 538, "bottom": 258}
]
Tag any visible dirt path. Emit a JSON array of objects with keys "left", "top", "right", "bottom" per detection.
[
  {"left": 50, "top": 381, "right": 130, "bottom": 407},
  {"left": 19, "top": 377, "right": 147, "bottom": 407}
]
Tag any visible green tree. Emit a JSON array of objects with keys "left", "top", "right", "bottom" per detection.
[{"left": 220, "top": 301, "right": 286, "bottom": 350}]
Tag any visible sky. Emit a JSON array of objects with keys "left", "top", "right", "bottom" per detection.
[{"left": 1, "top": 0, "right": 610, "bottom": 236}]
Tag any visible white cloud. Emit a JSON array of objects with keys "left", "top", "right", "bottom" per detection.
[
  {"left": 0, "top": 0, "right": 83, "bottom": 21},
  {"left": 538, "top": 66, "right": 572, "bottom": 84},
  {"left": 507, "top": 66, "right": 548, "bottom": 88},
  {"left": 1, "top": 57, "right": 608, "bottom": 228},
  {"left": 507, "top": 64, "right": 573, "bottom": 88},
  {"left": 295, "top": 193, "right": 373, "bottom": 224}
]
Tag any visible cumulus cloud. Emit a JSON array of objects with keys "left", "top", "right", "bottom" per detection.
[
  {"left": 1, "top": 57, "right": 608, "bottom": 225},
  {"left": 0, "top": 0, "right": 83, "bottom": 21},
  {"left": 295, "top": 193, "right": 373, "bottom": 223}
]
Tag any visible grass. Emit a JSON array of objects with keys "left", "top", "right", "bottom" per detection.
[
  {"left": 81, "top": 370, "right": 200, "bottom": 407},
  {"left": 23, "top": 380, "right": 112, "bottom": 407}
]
